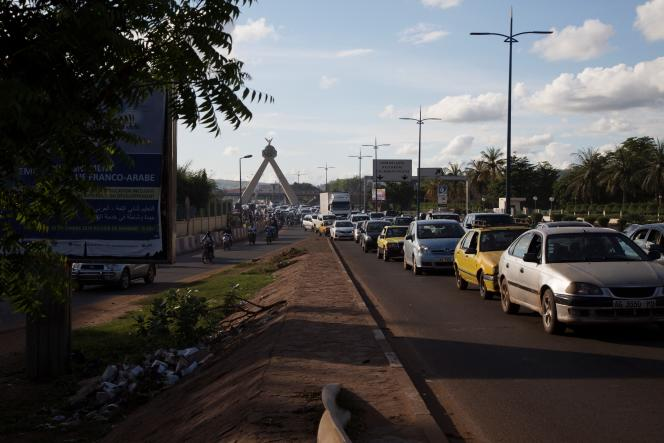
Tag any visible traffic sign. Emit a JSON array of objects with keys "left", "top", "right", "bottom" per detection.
[
  {"left": 373, "top": 159, "right": 412, "bottom": 182},
  {"left": 437, "top": 184, "right": 448, "bottom": 206},
  {"left": 419, "top": 167, "right": 446, "bottom": 178}
]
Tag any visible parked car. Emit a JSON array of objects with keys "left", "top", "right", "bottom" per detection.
[
  {"left": 536, "top": 221, "right": 593, "bottom": 229},
  {"left": 360, "top": 220, "right": 391, "bottom": 253},
  {"left": 330, "top": 220, "right": 355, "bottom": 240},
  {"left": 394, "top": 216, "right": 414, "bottom": 226},
  {"left": 376, "top": 225, "right": 409, "bottom": 261},
  {"left": 454, "top": 226, "right": 529, "bottom": 299},
  {"left": 630, "top": 223, "right": 664, "bottom": 263},
  {"left": 71, "top": 263, "right": 156, "bottom": 290},
  {"left": 462, "top": 212, "right": 514, "bottom": 230},
  {"left": 498, "top": 227, "right": 664, "bottom": 334},
  {"left": 403, "top": 220, "right": 465, "bottom": 274},
  {"left": 302, "top": 214, "right": 315, "bottom": 231}
]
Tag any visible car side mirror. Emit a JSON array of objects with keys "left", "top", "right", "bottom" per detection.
[
  {"left": 523, "top": 252, "right": 539, "bottom": 263},
  {"left": 405, "top": 235, "right": 413, "bottom": 241},
  {"left": 379, "top": 234, "right": 385, "bottom": 239},
  {"left": 466, "top": 248, "right": 477, "bottom": 255},
  {"left": 647, "top": 250, "right": 661, "bottom": 261}
]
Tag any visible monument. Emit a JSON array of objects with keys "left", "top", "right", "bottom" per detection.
[{"left": 241, "top": 138, "right": 299, "bottom": 205}]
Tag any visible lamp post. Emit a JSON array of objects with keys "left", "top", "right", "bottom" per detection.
[
  {"left": 349, "top": 147, "right": 371, "bottom": 212},
  {"left": 400, "top": 107, "right": 441, "bottom": 217},
  {"left": 238, "top": 154, "right": 253, "bottom": 206},
  {"left": 318, "top": 163, "right": 335, "bottom": 192},
  {"left": 481, "top": 196, "right": 486, "bottom": 211},
  {"left": 533, "top": 195, "right": 538, "bottom": 213},
  {"left": 471, "top": 9, "right": 552, "bottom": 215},
  {"left": 362, "top": 137, "right": 390, "bottom": 211},
  {"left": 658, "top": 194, "right": 662, "bottom": 222},
  {"left": 549, "top": 196, "right": 554, "bottom": 217}
]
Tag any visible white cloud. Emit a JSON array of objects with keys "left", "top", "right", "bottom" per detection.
[
  {"left": 223, "top": 146, "right": 239, "bottom": 156},
  {"left": 436, "top": 136, "right": 474, "bottom": 162},
  {"left": 529, "top": 57, "right": 664, "bottom": 113},
  {"left": 232, "top": 18, "right": 276, "bottom": 44},
  {"left": 426, "top": 93, "right": 506, "bottom": 122},
  {"left": 379, "top": 105, "right": 396, "bottom": 119},
  {"left": 319, "top": 75, "right": 339, "bottom": 89},
  {"left": 397, "top": 144, "right": 418, "bottom": 155},
  {"left": 533, "top": 142, "right": 575, "bottom": 169},
  {"left": 513, "top": 134, "right": 554, "bottom": 153},
  {"left": 399, "top": 23, "right": 449, "bottom": 45},
  {"left": 588, "top": 117, "right": 634, "bottom": 133},
  {"left": 335, "top": 48, "right": 373, "bottom": 58},
  {"left": 532, "top": 19, "right": 614, "bottom": 61},
  {"left": 635, "top": 0, "right": 664, "bottom": 41},
  {"left": 421, "top": 0, "right": 462, "bottom": 9},
  {"left": 513, "top": 82, "right": 529, "bottom": 100}
]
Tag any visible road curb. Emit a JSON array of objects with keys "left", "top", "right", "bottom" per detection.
[{"left": 327, "top": 239, "right": 449, "bottom": 443}]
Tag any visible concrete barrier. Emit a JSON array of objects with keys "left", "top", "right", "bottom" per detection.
[
  {"left": 317, "top": 384, "right": 351, "bottom": 443},
  {"left": 175, "top": 223, "right": 264, "bottom": 255}
]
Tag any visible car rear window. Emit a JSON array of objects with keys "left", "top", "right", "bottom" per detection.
[{"left": 480, "top": 229, "right": 528, "bottom": 251}]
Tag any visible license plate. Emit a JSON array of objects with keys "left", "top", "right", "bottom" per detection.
[
  {"left": 439, "top": 256, "right": 453, "bottom": 263},
  {"left": 613, "top": 299, "right": 656, "bottom": 309}
]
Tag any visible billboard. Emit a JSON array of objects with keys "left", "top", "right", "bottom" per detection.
[
  {"left": 372, "top": 188, "right": 386, "bottom": 201},
  {"left": 21, "top": 92, "right": 176, "bottom": 263}
]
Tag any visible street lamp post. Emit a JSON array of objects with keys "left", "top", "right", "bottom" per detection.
[
  {"left": 533, "top": 195, "right": 538, "bottom": 213},
  {"left": 658, "top": 194, "right": 662, "bottom": 222},
  {"left": 318, "top": 163, "right": 335, "bottom": 192},
  {"left": 362, "top": 137, "right": 390, "bottom": 211},
  {"left": 549, "top": 196, "right": 554, "bottom": 217},
  {"left": 481, "top": 196, "right": 486, "bottom": 211},
  {"left": 349, "top": 147, "right": 371, "bottom": 212},
  {"left": 471, "top": 9, "right": 552, "bottom": 215},
  {"left": 238, "top": 154, "right": 253, "bottom": 207},
  {"left": 400, "top": 107, "right": 441, "bottom": 217}
]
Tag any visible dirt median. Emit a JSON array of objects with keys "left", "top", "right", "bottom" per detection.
[{"left": 102, "top": 235, "right": 431, "bottom": 442}]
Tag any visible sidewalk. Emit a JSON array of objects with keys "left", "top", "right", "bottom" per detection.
[{"left": 102, "top": 235, "right": 436, "bottom": 442}]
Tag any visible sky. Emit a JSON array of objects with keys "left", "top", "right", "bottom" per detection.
[{"left": 178, "top": 0, "right": 664, "bottom": 187}]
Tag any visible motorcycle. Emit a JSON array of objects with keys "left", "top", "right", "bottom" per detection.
[
  {"left": 202, "top": 241, "right": 214, "bottom": 264},
  {"left": 248, "top": 230, "right": 257, "bottom": 245},
  {"left": 222, "top": 233, "right": 232, "bottom": 250}
]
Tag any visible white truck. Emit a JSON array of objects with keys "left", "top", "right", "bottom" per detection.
[{"left": 319, "top": 192, "right": 351, "bottom": 219}]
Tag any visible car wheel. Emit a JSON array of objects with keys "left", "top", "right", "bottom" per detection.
[
  {"left": 118, "top": 268, "right": 131, "bottom": 290},
  {"left": 412, "top": 256, "right": 421, "bottom": 275},
  {"left": 478, "top": 271, "right": 492, "bottom": 300},
  {"left": 455, "top": 266, "right": 468, "bottom": 290},
  {"left": 144, "top": 265, "right": 156, "bottom": 284},
  {"left": 500, "top": 278, "right": 519, "bottom": 314},
  {"left": 403, "top": 255, "right": 410, "bottom": 270},
  {"left": 542, "top": 289, "right": 564, "bottom": 335}
]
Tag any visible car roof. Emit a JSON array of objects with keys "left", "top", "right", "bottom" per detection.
[
  {"left": 632, "top": 223, "right": 664, "bottom": 230},
  {"left": 467, "top": 212, "right": 511, "bottom": 217},
  {"left": 537, "top": 221, "right": 593, "bottom": 228},
  {"left": 471, "top": 225, "right": 530, "bottom": 233},
  {"left": 534, "top": 226, "right": 618, "bottom": 236},
  {"left": 414, "top": 219, "right": 460, "bottom": 225}
]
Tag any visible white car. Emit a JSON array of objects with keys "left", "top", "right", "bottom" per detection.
[
  {"left": 498, "top": 227, "right": 664, "bottom": 334},
  {"left": 302, "top": 214, "right": 315, "bottom": 231},
  {"left": 330, "top": 220, "right": 355, "bottom": 240}
]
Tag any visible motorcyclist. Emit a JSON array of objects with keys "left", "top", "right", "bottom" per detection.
[
  {"left": 201, "top": 231, "right": 215, "bottom": 259},
  {"left": 223, "top": 226, "right": 233, "bottom": 247},
  {"left": 248, "top": 225, "right": 257, "bottom": 244}
]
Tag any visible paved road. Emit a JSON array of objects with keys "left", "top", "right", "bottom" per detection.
[
  {"left": 0, "top": 227, "right": 309, "bottom": 333},
  {"left": 334, "top": 239, "right": 664, "bottom": 443}
]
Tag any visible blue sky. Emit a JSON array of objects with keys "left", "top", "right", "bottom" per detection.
[{"left": 179, "top": 0, "right": 664, "bottom": 186}]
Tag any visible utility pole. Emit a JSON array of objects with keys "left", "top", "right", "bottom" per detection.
[
  {"left": 291, "top": 171, "right": 306, "bottom": 184},
  {"left": 348, "top": 147, "right": 371, "bottom": 212},
  {"left": 318, "top": 163, "right": 335, "bottom": 192},
  {"left": 400, "top": 107, "right": 441, "bottom": 217},
  {"left": 471, "top": 7, "right": 552, "bottom": 215},
  {"left": 362, "top": 137, "right": 390, "bottom": 211}
]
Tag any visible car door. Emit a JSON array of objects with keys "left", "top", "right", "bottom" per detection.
[
  {"left": 631, "top": 228, "right": 650, "bottom": 250},
  {"left": 504, "top": 232, "right": 534, "bottom": 304},
  {"left": 645, "top": 229, "right": 662, "bottom": 253},
  {"left": 456, "top": 231, "right": 477, "bottom": 282},
  {"left": 403, "top": 223, "right": 415, "bottom": 264},
  {"left": 519, "top": 233, "right": 543, "bottom": 311}
]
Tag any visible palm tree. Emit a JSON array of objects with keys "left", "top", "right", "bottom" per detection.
[
  {"left": 480, "top": 147, "right": 506, "bottom": 181},
  {"left": 566, "top": 147, "right": 604, "bottom": 204},
  {"left": 447, "top": 162, "right": 464, "bottom": 202},
  {"left": 466, "top": 159, "right": 489, "bottom": 197},
  {"left": 642, "top": 138, "right": 664, "bottom": 197},
  {"left": 601, "top": 145, "right": 638, "bottom": 214}
]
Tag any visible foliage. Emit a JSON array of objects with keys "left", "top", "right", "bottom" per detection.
[
  {"left": 1, "top": 0, "right": 268, "bottom": 314},
  {"left": 531, "top": 212, "right": 544, "bottom": 224},
  {"left": 177, "top": 161, "right": 219, "bottom": 210},
  {"left": 551, "top": 213, "right": 564, "bottom": 222},
  {"left": 134, "top": 288, "right": 211, "bottom": 346},
  {"left": 585, "top": 215, "right": 597, "bottom": 225},
  {"left": 597, "top": 216, "right": 610, "bottom": 227}
]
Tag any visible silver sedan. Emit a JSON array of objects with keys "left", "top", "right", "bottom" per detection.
[
  {"left": 71, "top": 263, "right": 156, "bottom": 290},
  {"left": 498, "top": 227, "right": 664, "bottom": 334}
]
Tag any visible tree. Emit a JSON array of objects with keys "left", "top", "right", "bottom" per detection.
[
  {"left": 177, "top": 162, "right": 218, "bottom": 214},
  {"left": 640, "top": 139, "right": 664, "bottom": 198},
  {"left": 466, "top": 159, "right": 489, "bottom": 197},
  {"left": 601, "top": 144, "right": 639, "bottom": 212},
  {"left": 480, "top": 147, "right": 506, "bottom": 181},
  {"left": 1, "top": 0, "right": 269, "bottom": 378},
  {"left": 566, "top": 148, "right": 605, "bottom": 204}
]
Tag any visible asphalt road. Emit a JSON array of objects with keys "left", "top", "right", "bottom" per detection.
[
  {"left": 0, "top": 227, "right": 309, "bottom": 333},
  {"left": 334, "top": 238, "right": 664, "bottom": 443}
]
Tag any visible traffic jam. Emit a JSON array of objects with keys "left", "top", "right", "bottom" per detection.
[{"left": 302, "top": 192, "right": 664, "bottom": 335}]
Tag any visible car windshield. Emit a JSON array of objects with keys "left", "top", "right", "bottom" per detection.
[
  {"left": 331, "top": 201, "right": 350, "bottom": 210},
  {"left": 417, "top": 223, "right": 464, "bottom": 239},
  {"left": 394, "top": 217, "right": 413, "bottom": 225},
  {"left": 475, "top": 214, "right": 514, "bottom": 225},
  {"left": 385, "top": 227, "right": 408, "bottom": 237},
  {"left": 546, "top": 233, "right": 648, "bottom": 263},
  {"left": 367, "top": 222, "right": 389, "bottom": 233},
  {"left": 335, "top": 221, "right": 353, "bottom": 227},
  {"left": 480, "top": 229, "right": 528, "bottom": 251}
]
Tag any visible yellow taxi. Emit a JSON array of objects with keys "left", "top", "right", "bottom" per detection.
[
  {"left": 376, "top": 225, "right": 409, "bottom": 261},
  {"left": 454, "top": 223, "right": 529, "bottom": 299}
]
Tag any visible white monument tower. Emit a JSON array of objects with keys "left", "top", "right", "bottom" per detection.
[{"left": 241, "top": 139, "right": 299, "bottom": 205}]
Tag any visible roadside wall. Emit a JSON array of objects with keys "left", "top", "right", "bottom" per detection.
[{"left": 175, "top": 222, "right": 265, "bottom": 255}]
